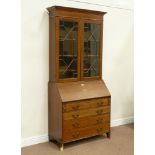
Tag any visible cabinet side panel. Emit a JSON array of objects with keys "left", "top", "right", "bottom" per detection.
[
  {"left": 109, "top": 96, "right": 111, "bottom": 131},
  {"left": 48, "top": 82, "right": 62, "bottom": 142},
  {"left": 49, "top": 17, "right": 56, "bottom": 82}
]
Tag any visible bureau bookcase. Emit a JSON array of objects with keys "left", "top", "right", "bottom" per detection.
[{"left": 47, "top": 6, "right": 111, "bottom": 151}]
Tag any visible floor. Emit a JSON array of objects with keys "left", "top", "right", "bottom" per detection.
[{"left": 22, "top": 124, "right": 134, "bottom": 155}]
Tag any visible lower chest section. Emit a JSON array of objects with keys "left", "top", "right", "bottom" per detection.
[{"left": 62, "top": 97, "right": 111, "bottom": 142}]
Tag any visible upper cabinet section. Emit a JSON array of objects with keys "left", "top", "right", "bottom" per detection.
[{"left": 47, "top": 6, "right": 106, "bottom": 82}]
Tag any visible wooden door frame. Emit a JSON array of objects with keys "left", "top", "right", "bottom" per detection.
[
  {"left": 56, "top": 17, "right": 81, "bottom": 82},
  {"left": 80, "top": 19, "right": 103, "bottom": 81}
]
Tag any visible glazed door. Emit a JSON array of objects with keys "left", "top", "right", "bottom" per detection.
[
  {"left": 81, "top": 21, "right": 102, "bottom": 79},
  {"left": 57, "top": 18, "right": 80, "bottom": 81}
]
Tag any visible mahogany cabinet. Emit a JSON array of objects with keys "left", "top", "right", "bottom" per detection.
[{"left": 47, "top": 6, "right": 111, "bottom": 151}]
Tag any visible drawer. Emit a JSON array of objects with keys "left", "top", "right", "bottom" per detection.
[
  {"left": 63, "top": 106, "right": 110, "bottom": 120},
  {"left": 63, "top": 123, "right": 110, "bottom": 142},
  {"left": 63, "top": 113, "right": 110, "bottom": 131},
  {"left": 63, "top": 98, "right": 109, "bottom": 113}
]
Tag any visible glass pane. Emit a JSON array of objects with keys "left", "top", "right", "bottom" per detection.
[
  {"left": 59, "top": 20, "right": 78, "bottom": 79},
  {"left": 83, "top": 23, "right": 101, "bottom": 77}
]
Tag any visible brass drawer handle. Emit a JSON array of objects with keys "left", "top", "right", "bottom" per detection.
[
  {"left": 72, "top": 114, "right": 79, "bottom": 119},
  {"left": 96, "top": 118, "right": 103, "bottom": 124},
  {"left": 97, "top": 102, "right": 103, "bottom": 107},
  {"left": 72, "top": 132, "right": 80, "bottom": 138},
  {"left": 72, "top": 122, "right": 80, "bottom": 128},
  {"left": 72, "top": 105, "right": 79, "bottom": 110},
  {"left": 96, "top": 109, "right": 103, "bottom": 115},
  {"left": 96, "top": 128, "right": 103, "bottom": 133}
]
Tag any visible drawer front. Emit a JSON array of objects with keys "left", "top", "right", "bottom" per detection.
[
  {"left": 63, "top": 98, "right": 109, "bottom": 113},
  {"left": 63, "top": 106, "right": 110, "bottom": 120},
  {"left": 63, "top": 113, "right": 110, "bottom": 131},
  {"left": 63, "top": 123, "right": 110, "bottom": 142}
]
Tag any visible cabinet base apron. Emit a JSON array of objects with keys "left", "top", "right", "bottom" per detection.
[{"left": 49, "top": 132, "right": 111, "bottom": 151}]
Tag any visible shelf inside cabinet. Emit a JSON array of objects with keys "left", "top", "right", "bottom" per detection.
[
  {"left": 59, "top": 55, "right": 77, "bottom": 57},
  {"left": 84, "top": 40, "right": 100, "bottom": 42},
  {"left": 60, "top": 38, "right": 77, "bottom": 41},
  {"left": 84, "top": 55, "right": 99, "bottom": 57}
]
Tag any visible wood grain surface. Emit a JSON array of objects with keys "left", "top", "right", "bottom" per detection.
[
  {"left": 63, "top": 97, "right": 109, "bottom": 112},
  {"left": 63, "top": 123, "right": 110, "bottom": 142},
  {"left": 63, "top": 113, "right": 110, "bottom": 131},
  {"left": 57, "top": 80, "right": 111, "bottom": 102}
]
